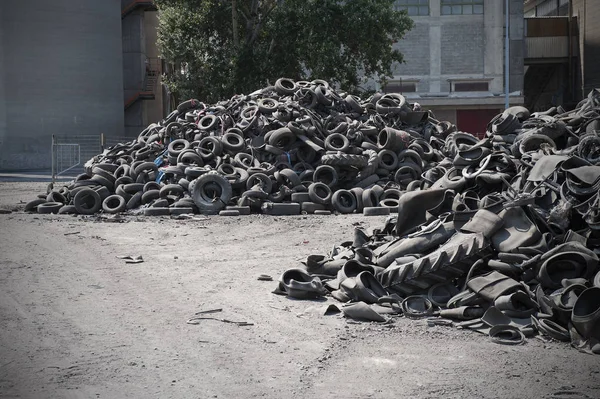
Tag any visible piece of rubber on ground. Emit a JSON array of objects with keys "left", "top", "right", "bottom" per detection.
[
  {"left": 225, "top": 206, "right": 251, "bottom": 215},
  {"left": 219, "top": 209, "right": 240, "bottom": 216},
  {"left": 102, "top": 195, "right": 126, "bottom": 214},
  {"left": 151, "top": 198, "right": 169, "bottom": 208},
  {"left": 37, "top": 202, "right": 63, "bottom": 214},
  {"left": 331, "top": 189, "right": 357, "bottom": 214},
  {"left": 308, "top": 182, "right": 333, "bottom": 205},
  {"left": 261, "top": 202, "right": 301, "bottom": 215},
  {"left": 363, "top": 206, "right": 390, "bottom": 216},
  {"left": 73, "top": 188, "right": 102, "bottom": 215},
  {"left": 169, "top": 207, "right": 194, "bottom": 215},
  {"left": 489, "top": 325, "right": 525, "bottom": 345},
  {"left": 144, "top": 207, "right": 170, "bottom": 216},
  {"left": 25, "top": 199, "right": 46, "bottom": 212}
]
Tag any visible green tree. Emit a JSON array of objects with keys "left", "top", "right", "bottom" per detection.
[{"left": 155, "top": 0, "right": 414, "bottom": 103}]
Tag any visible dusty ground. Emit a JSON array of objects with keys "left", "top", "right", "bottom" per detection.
[{"left": 0, "top": 182, "right": 599, "bottom": 399}]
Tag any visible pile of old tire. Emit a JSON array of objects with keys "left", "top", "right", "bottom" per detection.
[
  {"left": 274, "top": 89, "right": 600, "bottom": 354},
  {"left": 25, "top": 78, "right": 459, "bottom": 217}
]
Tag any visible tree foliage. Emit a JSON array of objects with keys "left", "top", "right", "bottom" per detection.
[{"left": 155, "top": 0, "right": 414, "bottom": 103}]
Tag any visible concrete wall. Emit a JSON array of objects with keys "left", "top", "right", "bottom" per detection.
[
  {"left": 0, "top": 0, "right": 124, "bottom": 171},
  {"left": 390, "top": 0, "right": 521, "bottom": 97},
  {"left": 143, "top": 11, "right": 164, "bottom": 126}
]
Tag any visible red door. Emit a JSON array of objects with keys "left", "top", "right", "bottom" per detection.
[{"left": 456, "top": 109, "right": 502, "bottom": 138}]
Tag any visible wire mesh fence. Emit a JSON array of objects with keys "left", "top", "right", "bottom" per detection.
[{"left": 51, "top": 134, "right": 137, "bottom": 182}]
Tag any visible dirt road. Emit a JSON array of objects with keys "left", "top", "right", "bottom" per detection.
[{"left": 0, "top": 182, "right": 599, "bottom": 398}]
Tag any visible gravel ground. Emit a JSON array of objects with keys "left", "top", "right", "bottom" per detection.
[{"left": 0, "top": 182, "right": 599, "bottom": 399}]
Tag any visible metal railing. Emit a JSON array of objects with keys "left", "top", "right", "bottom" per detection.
[{"left": 51, "top": 134, "right": 135, "bottom": 183}]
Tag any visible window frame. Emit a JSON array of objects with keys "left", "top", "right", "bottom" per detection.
[
  {"left": 394, "top": 0, "right": 430, "bottom": 16},
  {"left": 448, "top": 79, "right": 491, "bottom": 93},
  {"left": 383, "top": 79, "right": 419, "bottom": 94},
  {"left": 441, "top": 0, "right": 484, "bottom": 15}
]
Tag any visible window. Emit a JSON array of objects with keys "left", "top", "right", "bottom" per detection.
[
  {"left": 394, "top": 0, "right": 429, "bottom": 16},
  {"left": 454, "top": 82, "right": 488, "bottom": 92},
  {"left": 384, "top": 81, "right": 417, "bottom": 93},
  {"left": 441, "top": 0, "right": 483, "bottom": 15}
]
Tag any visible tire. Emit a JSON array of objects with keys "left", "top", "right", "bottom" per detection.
[
  {"left": 379, "top": 198, "right": 400, "bottom": 212},
  {"left": 46, "top": 191, "right": 67, "bottom": 204},
  {"left": 142, "top": 189, "right": 160, "bottom": 204},
  {"left": 191, "top": 171, "right": 233, "bottom": 213},
  {"left": 123, "top": 183, "right": 145, "bottom": 195},
  {"left": 37, "top": 202, "right": 63, "bottom": 214},
  {"left": 219, "top": 209, "right": 240, "bottom": 216},
  {"left": 308, "top": 182, "right": 333, "bottom": 205},
  {"left": 159, "top": 184, "right": 184, "bottom": 199},
  {"left": 301, "top": 202, "right": 326, "bottom": 214},
  {"left": 321, "top": 153, "right": 368, "bottom": 168},
  {"left": 58, "top": 205, "right": 78, "bottom": 214},
  {"left": 362, "top": 188, "right": 380, "bottom": 208},
  {"left": 73, "top": 188, "right": 102, "bottom": 215},
  {"left": 126, "top": 191, "right": 143, "bottom": 210},
  {"left": 363, "top": 206, "right": 390, "bottom": 216},
  {"left": 168, "top": 139, "right": 191, "bottom": 157},
  {"left": 222, "top": 131, "right": 245, "bottom": 152},
  {"left": 151, "top": 198, "right": 170, "bottom": 208},
  {"left": 102, "top": 195, "right": 126, "bottom": 214},
  {"left": 268, "top": 127, "right": 296, "bottom": 150},
  {"left": 261, "top": 202, "right": 301, "bottom": 215},
  {"left": 246, "top": 172, "right": 273, "bottom": 193},
  {"left": 90, "top": 174, "right": 114, "bottom": 192},
  {"left": 225, "top": 206, "right": 251, "bottom": 215},
  {"left": 277, "top": 168, "right": 301, "bottom": 188},
  {"left": 313, "top": 165, "right": 338, "bottom": 188},
  {"left": 377, "top": 150, "right": 398, "bottom": 170},
  {"left": 144, "top": 207, "right": 170, "bottom": 216},
  {"left": 324, "top": 133, "right": 350, "bottom": 152},
  {"left": 331, "top": 189, "right": 357, "bottom": 214},
  {"left": 354, "top": 174, "right": 379, "bottom": 189},
  {"left": 378, "top": 127, "right": 411, "bottom": 152},
  {"left": 291, "top": 192, "right": 311, "bottom": 203},
  {"left": 350, "top": 187, "right": 364, "bottom": 213},
  {"left": 170, "top": 207, "right": 195, "bottom": 215},
  {"left": 314, "top": 210, "right": 332, "bottom": 215}
]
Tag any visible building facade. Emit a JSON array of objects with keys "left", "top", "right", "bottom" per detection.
[{"left": 387, "top": 0, "right": 525, "bottom": 135}]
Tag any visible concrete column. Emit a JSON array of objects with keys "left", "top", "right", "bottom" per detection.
[
  {"left": 429, "top": 0, "right": 442, "bottom": 92},
  {"left": 0, "top": 4, "right": 7, "bottom": 152},
  {"left": 509, "top": 0, "right": 524, "bottom": 93},
  {"left": 484, "top": 0, "right": 504, "bottom": 93}
]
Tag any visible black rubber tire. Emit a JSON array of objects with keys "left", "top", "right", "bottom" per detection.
[
  {"left": 246, "top": 172, "right": 273, "bottom": 193},
  {"left": 222, "top": 132, "right": 245, "bottom": 152},
  {"left": 301, "top": 202, "right": 326, "bottom": 214},
  {"left": 37, "top": 202, "right": 63, "bottom": 214},
  {"left": 144, "top": 207, "right": 170, "bottom": 216},
  {"left": 362, "top": 188, "right": 380, "bottom": 208},
  {"left": 291, "top": 192, "right": 311, "bottom": 203},
  {"left": 313, "top": 165, "right": 338, "bottom": 188},
  {"left": 219, "top": 209, "right": 240, "bottom": 216},
  {"left": 159, "top": 184, "right": 184, "bottom": 199},
  {"left": 169, "top": 207, "right": 195, "bottom": 215},
  {"left": 277, "top": 168, "right": 302, "bottom": 188},
  {"left": 151, "top": 198, "right": 170, "bottom": 208},
  {"left": 379, "top": 198, "right": 400, "bottom": 212},
  {"left": 73, "top": 188, "right": 102, "bottom": 215},
  {"left": 123, "top": 183, "right": 145, "bottom": 195},
  {"left": 363, "top": 206, "right": 390, "bottom": 216},
  {"left": 314, "top": 210, "right": 332, "bottom": 215},
  {"left": 142, "top": 190, "right": 160, "bottom": 204},
  {"left": 321, "top": 153, "right": 368, "bottom": 168},
  {"left": 225, "top": 206, "right": 251, "bottom": 215},
  {"left": 268, "top": 127, "right": 296, "bottom": 150},
  {"left": 144, "top": 181, "right": 161, "bottom": 192},
  {"left": 377, "top": 150, "right": 399, "bottom": 170},
  {"left": 46, "top": 191, "right": 67, "bottom": 204},
  {"left": 191, "top": 172, "right": 233, "bottom": 213},
  {"left": 331, "top": 189, "right": 357, "bottom": 214},
  {"left": 261, "top": 202, "right": 301, "bottom": 215},
  {"left": 350, "top": 187, "right": 364, "bottom": 213},
  {"left": 308, "top": 182, "right": 333, "bottom": 205},
  {"left": 58, "top": 205, "right": 78, "bottom": 214},
  {"left": 324, "top": 133, "right": 350, "bottom": 152},
  {"left": 126, "top": 191, "right": 143, "bottom": 210},
  {"left": 102, "top": 195, "right": 126, "bottom": 214},
  {"left": 168, "top": 139, "right": 191, "bottom": 157},
  {"left": 90, "top": 174, "right": 114, "bottom": 192}
]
